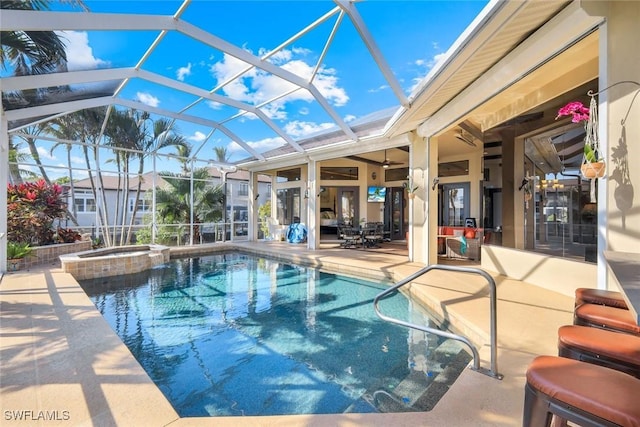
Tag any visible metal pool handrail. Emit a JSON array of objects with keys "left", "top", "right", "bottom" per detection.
[{"left": 373, "top": 264, "right": 501, "bottom": 379}]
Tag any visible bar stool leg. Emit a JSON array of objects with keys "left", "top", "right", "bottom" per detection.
[{"left": 523, "top": 384, "right": 553, "bottom": 427}]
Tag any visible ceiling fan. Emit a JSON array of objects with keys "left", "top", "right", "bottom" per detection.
[{"left": 381, "top": 149, "right": 402, "bottom": 168}]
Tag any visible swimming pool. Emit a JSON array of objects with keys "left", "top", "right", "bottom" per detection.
[{"left": 79, "top": 252, "right": 470, "bottom": 417}]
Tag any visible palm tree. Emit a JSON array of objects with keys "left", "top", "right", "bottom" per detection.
[
  {"left": 1, "top": 1, "right": 87, "bottom": 108},
  {"left": 14, "top": 123, "right": 52, "bottom": 184},
  {"left": 155, "top": 168, "right": 225, "bottom": 244},
  {"left": 7, "top": 136, "right": 34, "bottom": 184},
  {"left": 213, "top": 146, "right": 230, "bottom": 163},
  {"left": 126, "top": 118, "right": 188, "bottom": 244},
  {"left": 0, "top": 1, "right": 69, "bottom": 76},
  {"left": 104, "top": 109, "right": 148, "bottom": 245}
]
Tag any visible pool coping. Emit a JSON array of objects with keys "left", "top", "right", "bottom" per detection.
[{"left": 0, "top": 241, "right": 574, "bottom": 426}]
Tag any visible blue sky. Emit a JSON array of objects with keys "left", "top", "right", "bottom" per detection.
[{"left": 10, "top": 0, "right": 489, "bottom": 178}]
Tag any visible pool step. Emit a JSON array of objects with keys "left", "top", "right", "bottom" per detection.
[{"left": 355, "top": 338, "right": 472, "bottom": 413}]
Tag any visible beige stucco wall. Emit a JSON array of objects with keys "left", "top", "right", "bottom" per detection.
[
  {"left": 600, "top": 2, "right": 640, "bottom": 253},
  {"left": 481, "top": 245, "right": 596, "bottom": 297}
]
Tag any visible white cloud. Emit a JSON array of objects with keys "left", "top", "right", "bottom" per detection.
[
  {"left": 176, "top": 63, "right": 192, "bottom": 81},
  {"left": 299, "top": 107, "right": 309, "bottom": 116},
  {"left": 283, "top": 120, "right": 335, "bottom": 138},
  {"left": 209, "top": 47, "right": 348, "bottom": 120},
  {"left": 188, "top": 131, "right": 207, "bottom": 142},
  {"left": 368, "top": 84, "right": 389, "bottom": 93},
  {"left": 58, "top": 31, "right": 108, "bottom": 71},
  {"left": 409, "top": 51, "right": 448, "bottom": 92},
  {"left": 36, "top": 146, "right": 56, "bottom": 161},
  {"left": 344, "top": 114, "right": 356, "bottom": 123},
  {"left": 71, "top": 156, "right": 85, "bottom": 165},
  {"left": 206, "top": 100, "right": 223, "bottom": 110},
  {"left": 135, "top": 92, "right": 160, "bottom": 107},
  {"left": 227, "top": 136, "right": 285, "bottom": 154}
]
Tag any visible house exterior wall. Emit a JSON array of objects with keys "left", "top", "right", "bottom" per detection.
[{"left": 70, "top": 177, "right": 272, "bottom": 232}]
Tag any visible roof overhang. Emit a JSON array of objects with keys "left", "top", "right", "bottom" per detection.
[{"left": 384, "top": 0, "right": 602, "bottom": 141}]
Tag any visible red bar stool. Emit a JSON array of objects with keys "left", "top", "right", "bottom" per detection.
[
  {"left": 575, "top": 287, "right": 628, "bottom": 309},
  {"left": 558, "top": 325, "right": 640, "bottom": 378},
  {"left": 574, "top": 303, "right": 640, "bottom": 335},
  {"left": 524, "top": 355, "right": 640, "bottom": 426}
]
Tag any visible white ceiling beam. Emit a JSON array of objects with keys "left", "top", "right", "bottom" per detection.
[
  {"left": 1, "top": 68, "right": 135, "bottom": 91},
  {"left": 336, "top": 0, "right": 409, "bottom": 107},
  {"left": 0, "top": 10, "right": 176, "bottom": 31},
  {"left": 1, "top": 9, "right": 357, "bottom": 147},
  {"left": 175, "top": 20, "right": 358, "bottom": 141},
  {"left": 3, "top": 67, "right": 299, "bottom": 156},
  {"left": 4, "top": 96, "right": 113, "bottom": 122},
  {"left": 115, "top": 99, "right": 265, "bottom": 161}
]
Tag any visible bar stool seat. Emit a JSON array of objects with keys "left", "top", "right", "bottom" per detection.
[
  {"left": 558, "top": 325, "right": 640, "bottom": 378},
  {"left": 575, "top": 287, "right": 628, "bottom": 309},
  {"left": 574, "top": 303, "right": 640, "bottom": 335},
  {"left": 524, "top": 355, "right": 640, "bottom": 427}
]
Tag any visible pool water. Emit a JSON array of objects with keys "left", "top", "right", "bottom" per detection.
[{"left": 79, "top": 252, "right": 470, "bottom": 417}]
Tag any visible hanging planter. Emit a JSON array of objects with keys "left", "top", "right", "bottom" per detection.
[
  {"left": 556, "top": 97, "right": 603, "bottom": 204},
  {"left": 404, "top": 175, "right": 418, "bottom": 199},
  {"left": 580, "top": 96, "right": 605, "bottom": 179},
  {"left": 557, "top": 97, "right": 605, "bottom": 180}
]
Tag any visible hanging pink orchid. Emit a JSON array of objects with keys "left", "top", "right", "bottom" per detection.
[{"left": 556, "top": 101, "right": 590, "bottom": 123}]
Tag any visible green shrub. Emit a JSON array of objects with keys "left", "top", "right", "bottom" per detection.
[{"left": 7, "top": 242, "right": 32, "bottom": 260}]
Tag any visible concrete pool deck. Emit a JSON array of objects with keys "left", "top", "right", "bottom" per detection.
[{"left": 0, "top": 241, "right": 574, "bottom": 426}]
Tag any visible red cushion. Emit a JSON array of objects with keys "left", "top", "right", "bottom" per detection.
[{"left": 464, "top": 228, "right": 476, "bottom": 239}]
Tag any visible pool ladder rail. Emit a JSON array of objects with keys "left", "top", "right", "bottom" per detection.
[{"left": 373, "top": 264, "right": 502, "bottom": 380}]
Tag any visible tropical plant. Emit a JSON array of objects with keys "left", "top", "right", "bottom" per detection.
[
  {"left": 7, "top": 179, "right": 67, "bottom": 245},
  {"left": 154, "top": 168, "right": 225, "bottom": 244},
  {"left": 128, "top": 117, "right": 188, "bottom": 244},
  {"left": 54, "top": 227, "right": 81, "bottom": 244},
  {"left": 7, "top": 242, "right": 32, "bottom": 260},
  {"left": 7, "top": 136, "right": 35, "bottom": 185},
  {"left": 556, "top": 97, "right": 604, "bottom": 179},
  {"left": 258, "top": 200, "right": 272, "bottom": 238},
  {"left": 405, "top": 175, "right": 418, "bottom": 193},
  {"left": 1, "top": 0, "right": 87, "bottom": 108},
  {"left": 213, "top": 146, "right": 231, "bottom": 163}
]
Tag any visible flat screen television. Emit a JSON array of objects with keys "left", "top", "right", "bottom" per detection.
[{"left": 367, "top": 186, "right": 387, "bottom": 202}]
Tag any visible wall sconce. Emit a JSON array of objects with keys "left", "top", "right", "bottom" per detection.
[
  {"left": 254, "top": 194, "right": 260, "bottom": 200},
  {"left": 317, "top": 187, "right": 326, "bottom": 197},
  {"left": 304, "top": 189, "right": 309, "bottom": 199},
  {"left": 431, "top": 177, "right": 440, "bottom": 190}
]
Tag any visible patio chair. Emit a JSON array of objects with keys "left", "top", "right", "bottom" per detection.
[
  {"left": 362, "top": 222, "right": 384, "bottom": 248},
  {"left": 267, "top": 217, "right": 284, "bottom": 241},
  {"left": 338, "top": 224, "right": 361, "bottom": 248}
]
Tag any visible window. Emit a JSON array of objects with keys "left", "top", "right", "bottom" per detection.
[
  {"left": 277, "top": 168, "right": 301, "bottom": 183},
  {"left": 129, "top": 198, "right": 151, "bottom": 213},
  {"left": 384, "top": 167, "right": 409, "bottom": 182},
  {"left": 438, "top": 160, "right": 469, "bottom": 177},
  {"left": 238, "top": 183, "right": 249, "bottom": 196},
  {"left": 276, "top": 188, "right": 301, "bottom": 225},
  {"left": 73, "top": 190, "right": 96, "bottom": 213},
  {"left": 320, "top": 167, "right": 359, "bottom": 180}
]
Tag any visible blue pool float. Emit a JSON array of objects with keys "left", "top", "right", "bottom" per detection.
[{"left": 286, "top": 223, "right": 307, "bottom": 243}]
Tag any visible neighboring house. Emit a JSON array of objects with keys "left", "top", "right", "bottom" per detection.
[{"left": 69, "top": 169, "right": 272, "bottom": 233}]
